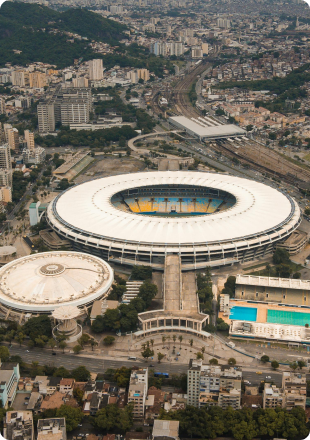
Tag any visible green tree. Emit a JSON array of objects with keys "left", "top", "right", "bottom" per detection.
[
  {"left": 209, "top": 358, "right": 218, "bottom": 365},
  {"left": 59, "top": 341, "right": 67, "bottom": 353},
  {"left": 90, "top": 339, "right": 98, "bottom": 351},
  {"left": 260, "top": 355, "right": 270, "bottom": 363},
  {"left": 131, "top": 265, "right": 152, "bottom": 280},
  {"left": 71, "top": 366, "right": 90, "bottom": 382},
  {"left": 0, "top": 346, "right": 10, "bottom": 361},
  {"left": 48, "top": 338, "right": 56, "bottom": 350},
  {"left": 228, "top": 358, "right": 236, "bottom": 365},
  {"left": 23, "top": 315, "right": 52, "bottom": 340},
  {"left": 114, "top": 366, "right": 131, "bottom": 388},
  {"left": 56, "top": 405, "right": 83, "bottom": 431},
  {"left": 298, "top": 360, "right": 306, "bottom": 369},
  {"left": 54, "top": 366, "right": 71, "bottom": 378},
  {"left": 157, "top": 352, "right": 164, "bottom": 363},
  {"left": 271, "top": 360, "right": 279, "bottom": 370},
  {"left": 273, "top": 248, "right": 290, "bottom": 265},
  {"left": 73, "top": 345, "right": 82, "bottom": 354},
  {"left": 138, "top": 280, "right": 157, "bottom": 308},
  {"left": 141, "top": 347, "right": 154, "bottom": 360},
  {"left": 222, "top": 276, "right": 236, "bottom": 298},
  {"left": 103, "top": 336, "right": 115, "bottom": 346},
  {"left": 15, "top": 332, "right": 25, "bottom": 346},
  {"left": 78, "top": 334, "right": 91, "bottom": 348},
  {"left": 196, "top": 352, "right": 204, "bottom": 360}
]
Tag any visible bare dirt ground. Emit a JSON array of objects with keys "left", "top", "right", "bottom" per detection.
[{"left": 75, "top": 156, "right": 146, "bottom": 183}]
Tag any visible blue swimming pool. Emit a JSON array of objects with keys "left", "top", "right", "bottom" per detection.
[{"left": 229, "top": 306, "right": 257, "bottom": 322}]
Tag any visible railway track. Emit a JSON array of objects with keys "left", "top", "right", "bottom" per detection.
[
  {"left": 172, "top": 62, "right": 210, "bottom": 118},
  {"left": 213, "top": 139, "right": 310, "bottom": 184}
]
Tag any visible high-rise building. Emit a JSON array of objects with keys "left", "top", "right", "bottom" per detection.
[
  {"left": 128, "top": 367, "right": 148, "bottom": 417},
  {"left": 187, "top": 360, "right": 242, "bottom": 409},
  {"left": 0, "top": 97, "right": 5, "bottom": 115},
  {"left": 169, "top": 42, "right": 184, "bottom": 56},
  {"left": 72, "top": 77, "right": 89, "bottom": 88},
  {"left": 151, "top": 42, "right": 167, "bottom": 56},
  {"left": 0, "top": 143, "right": 12, "bottom": 187},
  {"left": 38, "top": 87, "right": 92, "bottom": 133},
  {"left": 138, "top": 69, "right": 150, "bottom": 82},
  {"left": 88, "top": 59, "right": 104, "bottom": 81},
  {"left": 7, "top": 128, "right": 19, "bottom": 153},
  {"left": 11, "top": 70, "right": 29, "bottom": 87},
  {"left": 29, "top": 71, "right": 47, "bottom": 89},
  {"left": 217, "top": 18, "right": 231, "bottom": 29},
  {"left": 37, "top": 102, "right": 56, "bottom": 133},
  {"left": 4, "top": 411, "right": 34, "bottom": 440},
  {"left": 24, "top": 130, "right": 35, "bottom": 151}
]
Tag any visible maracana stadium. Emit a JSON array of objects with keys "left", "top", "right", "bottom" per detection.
[{"left": 47, "top": 171, "right": 302, "bottom": 270}]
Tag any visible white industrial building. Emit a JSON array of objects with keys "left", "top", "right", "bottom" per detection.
[{"left": 168, "top": 116, "right": 246, "bottom": 140}]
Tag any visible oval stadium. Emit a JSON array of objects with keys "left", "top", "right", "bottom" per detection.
[{"left": 47, "top": 171, "right": 302, "bottom": 270}]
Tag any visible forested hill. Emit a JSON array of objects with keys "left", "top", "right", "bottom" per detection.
[
  {"left": 0, "top": 2, "right": 127, "bottom": 42},
  {"left": 0, "top": 2, "right": 128, "bottom": 68}
]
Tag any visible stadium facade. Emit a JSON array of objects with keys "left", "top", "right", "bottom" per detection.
[{"left": 47, "top": 171, "right": 301, "bottom": 270}]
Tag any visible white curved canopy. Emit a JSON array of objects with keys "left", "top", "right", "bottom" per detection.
[
  {"left": 51, "top": 171, "right": 299, "bottom": 246},
  {"left": 0, "top": 251, "right": 114, "bottom": 312}
]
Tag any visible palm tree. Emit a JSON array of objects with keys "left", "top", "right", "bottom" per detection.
[
  {"left": 178, "top": 335, "right": 183, "bottom": 349},
  {"left": 150, "top": 339, "right": 154, "bottom": 349},
  {"left": 201, "top": 346, "right": 205, "bottom": 354},
  {"left": 162, "top": 335, "right": 166, "bottom": 348},
  {"left": 173, "top": 335, "right": 176, "bottom": 344},
  {"left": 90, "top": 339, "right": 98, "bottom": 351},
  {"left": 167, "top": 335, "right": 171, "bottom": 348},
  {"left": 189, "top": 338, "right": 194, "bottom": 347}
]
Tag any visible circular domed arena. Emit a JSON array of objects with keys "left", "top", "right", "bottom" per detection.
[
  {"left": 47, "top": 171, "right": 301, "bottom": 270},
  {"left": 0, "top": 251, "right": 114, "bottom": 314}
]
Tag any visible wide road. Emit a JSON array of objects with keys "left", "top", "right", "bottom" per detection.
[
  {"left": 9, "top": 346, "right": 188, "bottom": 375},
  {"left": 9, "top": 345, "right": 290, "bottom": 387}
]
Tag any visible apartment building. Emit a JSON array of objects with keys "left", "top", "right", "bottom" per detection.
[
  {"left": 37, "top": 102, "right": 56, "bottom": 133},
  {"left": 23, "top": 146, "right": 46, "bottom": 165},
  {"left": 0, "top": 362, "right": 20, "bottom": 409},
  {"left": 3, "top": 411, "right": 34, "bottom": 440},
  {"left": 0, "top": 143, "right": 12, "bottom": 188},
  {"left": 128, "top": 367, "right": 148, "bottom": 418},
  {"left": 38, "top": 87, "right": 92, "bottom": 133},
  {"left": 11, "top": 70, "right": 29, "bottom": 87},
  {"left": 72, "top": 77, "right": 89, "bottom": 88},
  {"left": 188, "top": 361, "right": 242, "bottom": 409},
  {"left": 24, "top": 130, "right": 35, "bottom": 151},
  {"left": 88, "top": 59, "right": 104, "bottom": 81},
  {"left": 263, "top": 384, "right": 284, "bottom": 408},
  {"left": 0, "top": 97, "right": 5, "bottom": 115},
  {"left": 7, "top": 128, "right": 19, "bottom": 153},
  {"left": 282, "top": 372, "right": 307, "bottom": 410},
  {"left": 37, "top": 418, "right": 66, "bottom": 440},
  {"left": 29, "top": 72, "right": 47, "bottom": 89}
]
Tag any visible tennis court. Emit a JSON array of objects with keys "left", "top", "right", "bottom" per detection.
[{"left": 267, "top": 309, "right": 310, "bottom": 326}]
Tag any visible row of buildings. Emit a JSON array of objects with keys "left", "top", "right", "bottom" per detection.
[{"left": 187, "top": 360, "right": 307, "bottom": 411}]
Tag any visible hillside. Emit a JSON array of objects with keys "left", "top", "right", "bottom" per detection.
[{"left": 0, "top": 2, "right": 127, "bottom": 68}]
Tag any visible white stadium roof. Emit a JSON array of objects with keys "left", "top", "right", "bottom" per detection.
[
  {"left": 169, "top": 116, "right": 246, "bottom": 139},
  {"left": 0, "top": 251, "right": 114, "bottom": 312},
  {"left": 49, "top": 171, "right": 299, "bottom": 247}
]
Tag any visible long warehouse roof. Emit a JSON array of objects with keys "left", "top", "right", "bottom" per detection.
[
  {"left": 49, "top": 171, "right": 299, "bottom": 246},
  {"left": 169, "top": 116, "right": 246, "bottom": 138}
]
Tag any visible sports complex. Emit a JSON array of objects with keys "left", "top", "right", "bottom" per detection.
[{"left": 47, "top": 171, "right": 302, "bottom": 270}]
